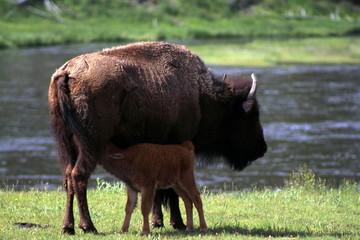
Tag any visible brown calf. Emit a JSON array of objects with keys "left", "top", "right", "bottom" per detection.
[{"left": 100, "top": 141, "right": 207, "bottom": 235}]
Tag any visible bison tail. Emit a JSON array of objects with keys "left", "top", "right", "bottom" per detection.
[
  {"left": 49, "top": 70, "right": 76, "bottom": 171},
  {"left": 55, "top": 71, "right": 91, "bottom": 145},
  {"left": 49, "top": 70, "right": 92, "bottom": 171}
]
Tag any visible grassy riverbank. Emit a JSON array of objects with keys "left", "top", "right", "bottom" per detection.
[
  {"left": 1, "top": 0, "right": 360, "bottom": 49},
  {"left": 1, "top": 1, "right": 360, "bottom": 65},
  {"left": 0, "top": 167, "right": 359, "bottom": 240},
  {"left": 187, "top": 37, "right": 360, "bottom": 66}
]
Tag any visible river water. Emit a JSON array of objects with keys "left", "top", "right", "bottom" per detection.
[{"left": 0, "top": 43, "right": 359, "bottom": 190}]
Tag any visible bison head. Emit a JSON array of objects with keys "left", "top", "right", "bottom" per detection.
[{"left": 221, "top": 73, "right": 267, "bottom": 170}]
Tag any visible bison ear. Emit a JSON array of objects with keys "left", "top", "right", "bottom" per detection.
[{"left": 242, "top": 73, "right": 257, "bottom": 113}]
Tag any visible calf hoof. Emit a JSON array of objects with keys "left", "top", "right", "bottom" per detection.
[
  {"left": 142, "top": 230, "right": 150, "bottom": 236},
  {"left": 62, "top": 226, "right": 75, "bottom": 235}
]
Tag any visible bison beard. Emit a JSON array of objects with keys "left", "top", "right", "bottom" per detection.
[{"left": 48, "top": 42, "right": 267, "bottom": 234}]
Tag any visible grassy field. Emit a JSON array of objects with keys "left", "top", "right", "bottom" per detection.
[
  {"left": 0, "top": 167, "right": 359, "bottom": 240},
  {"left": 0, "top": 0, "right": 359, "bottom": 49}
]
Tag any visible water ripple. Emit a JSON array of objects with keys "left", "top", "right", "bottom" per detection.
[{"left": 0, "top": 137, "right": 54, "bottom": 152}]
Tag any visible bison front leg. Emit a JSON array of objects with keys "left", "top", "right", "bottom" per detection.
[
  {"left": 152, "top": 190, "right": 164, "bottom": 228},
  {"left": 152, "top": 189, "right": 186, "bottom": 230},
  {"left": 168, "top": 189, "right": 186, "bottom": 230}
]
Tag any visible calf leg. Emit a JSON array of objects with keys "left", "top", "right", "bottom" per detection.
[
  {"left": 191, "top": 191, "right": 207, "bottom": 231},
  {"left": 121, "top": 187, "right": 138, "bottom": 233},
  {"left": 172, "top": 185, "right": 194, "bottom": 231},
  {"left": 140, "top": 186, "right": 156, "bottom": 235},
  {"left": 181, "top": 181, "right": 207, "bottom": 231}
]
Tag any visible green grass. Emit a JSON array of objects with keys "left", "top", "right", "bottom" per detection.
[
  {"left": 0, "top": 0, "right": 359, "bottom": 49},
  {"left": 187, "top": 37, "right": 360, "bottom": 66},
  {"left": 0, "top": 166, "right": 359, "bottom": 239},
  {"left": 1, "top": 0, "right": 359, "bottom": 65},
  {"left": 1, "top": 15, "right": 359, "bottom": 49}
]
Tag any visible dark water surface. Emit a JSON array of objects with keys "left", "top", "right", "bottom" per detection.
[{"left": 0, "top": 43, "right": 359, "bottom": 190}]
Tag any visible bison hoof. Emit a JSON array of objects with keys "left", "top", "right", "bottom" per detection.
[
  {"left": 152, "top": 220, "right": 164, "bottom": 228},
  {"left": 170, "top": 221, "right": 186, "bottom": 231},
  {"left": 185, "top": 226, "right": 193, "bottom": 231},
  {"left": 121, "top": 226, "right": 129, "bottom": 233},
  {"left": 79, "top": 225, "right": 98, "bottom": 234},
  {"left": 62, "top": 226, "right": 75, "bottom": 235}
]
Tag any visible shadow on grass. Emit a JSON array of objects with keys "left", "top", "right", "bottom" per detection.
[
  {"left": 145, "top": 226, "right": 306, "bottom": 238},
  {"left": 129, "top": 225, "right": 352, "bottom": 238}
]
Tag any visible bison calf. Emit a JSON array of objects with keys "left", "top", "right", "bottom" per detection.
[{"left": 101, "top": 141, "right": 207, "bottom": 235}]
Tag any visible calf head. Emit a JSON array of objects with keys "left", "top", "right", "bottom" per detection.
[{"left": 104, "top": 142, "right": 124, "bottom": 161}]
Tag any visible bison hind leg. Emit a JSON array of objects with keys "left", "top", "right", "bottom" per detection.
[{"left": 71, "top": 137, "right": 100, "bottom": 234}]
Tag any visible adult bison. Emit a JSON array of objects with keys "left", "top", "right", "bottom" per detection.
[{"left": 48, "top": 41, "right": 267, "bottom": 234}]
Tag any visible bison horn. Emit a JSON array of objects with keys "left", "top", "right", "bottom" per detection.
[{"left": 247, "top": 73, "right": 257, "bottom": 100}]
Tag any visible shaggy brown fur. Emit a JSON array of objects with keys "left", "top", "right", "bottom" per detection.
[
  {"left": 101, "top": 141, "right": 207, "bottom": 235},
  {"left": 48, "top": 41, "right": 267, "bottom": 234}
]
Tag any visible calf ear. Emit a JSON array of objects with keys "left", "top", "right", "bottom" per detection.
[
  {"left": 110, "top": 153, "right": 124, "bottom": 159},
  {"left": 242, "top": 74, "right": 257, "bottom": 113}
]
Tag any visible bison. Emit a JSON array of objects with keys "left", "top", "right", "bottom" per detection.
[
  {"left": 48, "top": 41, "right": 267, "bottom": 234},
  {"left": 102, "top": 141, "right": 207, "bottom": 234}
]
